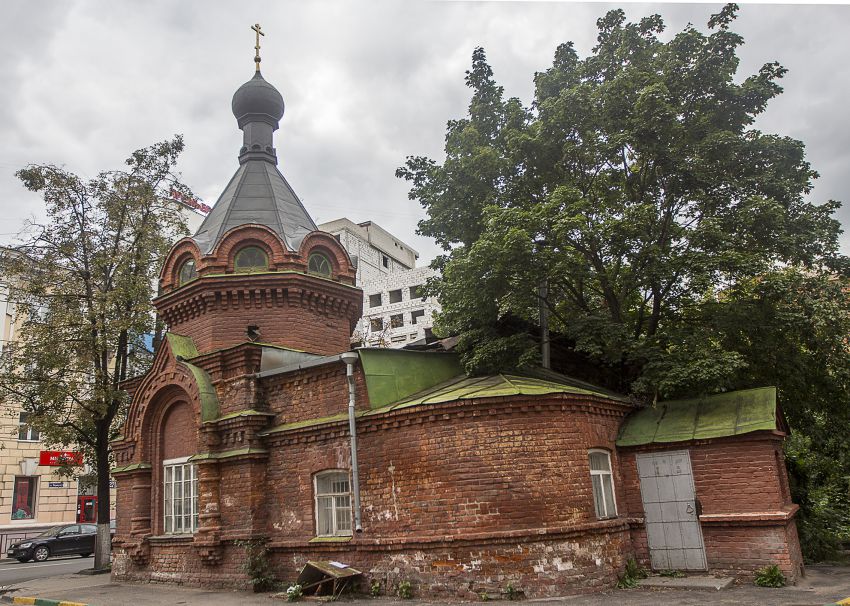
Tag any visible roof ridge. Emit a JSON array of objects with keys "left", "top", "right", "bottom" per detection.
[
  {"left": 270, "top": 163, "right": 318, "bottom": 233},
  {"left": 261, "top": 162, "right": 286, "bottom": 239},
  {"left": 212, "top": 163, "right": 249, "bottom": 249}
]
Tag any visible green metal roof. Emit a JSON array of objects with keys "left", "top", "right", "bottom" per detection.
[
  {"left": 616, "top": 387, "right": 780, "bottom": 447},
  {"left": 165, "top": 333, "right": 220, "bottom": 422},
  {"left": 356, "top": 348, "right": 629, "bottom": 410},
  {"left": 166, "top": 332, "right": 199, "bottom": 359},
  {"left": 357, "top": 348, "right": 464, "bottom": 409},
  {"left": 390, "top": 373, "right": 626, "bottom": 409}
]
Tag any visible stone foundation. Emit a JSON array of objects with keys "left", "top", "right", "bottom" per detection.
[{"left": 112, "top": 522, "right": 632, "bottom": 598}]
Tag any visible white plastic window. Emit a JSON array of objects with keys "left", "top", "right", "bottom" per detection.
[
  {"left": 163, "top": 457, "right": 198, "bottom": 534},
  {"left": 18, "top": 412, "right": 40, "bottom": 442},
  {"left": 314, "top": 471, "right": 352, "bottom": 537},
  {"left": 589, "top": 450, "right": 617, "bottom": 519}
]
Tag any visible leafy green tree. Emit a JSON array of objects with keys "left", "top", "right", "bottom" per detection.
[
  {"left": 400, "top": 4, "right": 844, "bottom": 391},
  {"left": 398, "top": 6, "right": 850, "bottom": 556},
  {"left": 0, "top": 137, "right": 190, "bottom": 570}
]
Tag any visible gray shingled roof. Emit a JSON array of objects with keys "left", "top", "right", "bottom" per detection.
[{"left": 192, "top": 160, "right": 318, "bottom": 255}]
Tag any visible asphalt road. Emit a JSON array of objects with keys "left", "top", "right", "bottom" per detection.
[{"left": 0, "top": 554, "right": 93, "bottom": 586}]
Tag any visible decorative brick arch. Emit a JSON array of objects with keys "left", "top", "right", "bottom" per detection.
[
  {"left": 148, "top": 396, "right": 199, "bottom": 535},
  {"left": 210, "top": 225, "right": 288, "bottom": 271},
  {"left": 160, "top": 238, "right": 203, "bottom": 293},
  {"left": 123, "top": 345, "right": 208, "bottom": 464},
  {"left": 298, "top": 231, "right": 357, "bottom": 284}
]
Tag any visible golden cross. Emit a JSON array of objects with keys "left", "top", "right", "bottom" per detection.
[{"left": 251, "top": 23, "right": 264, "bottom": 72}]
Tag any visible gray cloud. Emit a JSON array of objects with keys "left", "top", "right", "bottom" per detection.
[{"left": 1, "top": 1, "right": 848, "bottom": 261}]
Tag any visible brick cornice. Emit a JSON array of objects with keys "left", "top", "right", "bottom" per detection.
[
  {"left": 261, "top": 393, "right": 632, "bottom": 446},
  {"left": 154, "top": 271, "right": 362, "bottom": 328}
]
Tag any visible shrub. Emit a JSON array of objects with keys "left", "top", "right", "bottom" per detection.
[
  {"left": 755, "top": 565, "right": 786, "bottom": 588},
  {"left": 370, "top": 580, "right": 382, "bottom": 597},
  {"left": 286, "top": 583, "right": 303, "bottom": 602},
  {"left": 234, "top": 539, "right": 276, "bottom": 593},
  {"left": 397, "top": 580, "right": 413, "bottom": 599},
  {"left": 504, "top": 583, "right": 521, "bottom": 600},
  {"left": 659, "top": 569, "right": 685, "bottom": 578},
  {"left": 617, "top": 557, "right": 648, "bottom": 589}
]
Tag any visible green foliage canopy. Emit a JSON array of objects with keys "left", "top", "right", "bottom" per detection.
[{"left": 398, "top": 5, "right": 845, "bottom": 396}]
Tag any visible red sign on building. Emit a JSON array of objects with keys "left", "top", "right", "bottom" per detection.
[{"left": 39, "top": 451, "right": 83, "bottom": 466}]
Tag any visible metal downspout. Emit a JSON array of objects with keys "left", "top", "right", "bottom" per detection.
[{"left": 340, "top": 351, "right": 363, "bottom": 532}]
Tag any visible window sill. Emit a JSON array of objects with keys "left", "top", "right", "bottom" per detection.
[
  {"left": 309, "top": 536, "right": 352, "bottom": 543},
  {"left": 148, "top": 534, "right": 195, "bottom": 544}
]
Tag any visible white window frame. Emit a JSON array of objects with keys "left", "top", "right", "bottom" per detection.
[
  {"left": 314, "top": 470, "right": 352, "bottom": 537},
  {"left": 588, "top": 449, "right": 617, "bottom": 519},
  {"left": 163, "top": 456, "right": 198, "bottom": 535},
  {"left": 17, "top": 412, "right": 40, "bottom": 442}
]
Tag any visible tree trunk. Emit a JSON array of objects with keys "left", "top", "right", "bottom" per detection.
[{"left": 93, "top": 422, "right": 112, "bottom": 571}]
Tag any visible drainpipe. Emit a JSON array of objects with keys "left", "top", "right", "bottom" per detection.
[
  {"left": 340, "top": 351, "right": 363, "bottom": 532},
  {"left": 539, "top": 279, "right": 550, "bottom": 370}
]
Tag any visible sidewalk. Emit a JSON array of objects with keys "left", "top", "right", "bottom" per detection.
[{"left": 0, "top": 566, "right": 847, "bottom": 606}]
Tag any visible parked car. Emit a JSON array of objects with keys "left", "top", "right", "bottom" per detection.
[{"left": 6, "top": 523, "right": 97, "bottom": 562}]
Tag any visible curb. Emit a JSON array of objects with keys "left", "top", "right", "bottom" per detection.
[
  {"left": 0, "top": 596, "right": 89, "bottom": 606},
  {"left": 825, "top": 599, "right": 850, "bottom": 606}
]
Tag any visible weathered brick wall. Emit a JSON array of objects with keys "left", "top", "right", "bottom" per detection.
[
  {"left": 271, "top": 527, "right": 630, "bottom": 598},
  {"left": 112, "top": 539, "right": 249, "bottom": 589},
  {"left": 262, "top": 363, "right": 370, "bottom": 425},
  {"left": 158, "top": 279, "right": 361, "bottom": 355},
  {"left": 264, "top": 396, "right": 628, "bottom": 540},
  {"left": 114, "top": 395, "right": 637, "bottom": 597},
  {"left": 618, "top": 435, "right": 804, "bottom": 581}
]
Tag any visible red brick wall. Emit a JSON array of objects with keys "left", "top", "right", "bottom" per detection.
[
  {"left": 619, "top": 435, "right": 803, "bottom": 580},
  {"left": 114, "top": 395, "right": 637, "bottom": 596},
  {"left": 263, "top": 397, "right": 628, "bottom": 541},
  {"left": 161, "top": 402, "right": 195, "bottom": 461},
  {"left": 262, "top": 363, "right": 370, "bottom": 425},
  {"left": 157, "top": 278, "right": 361, "bottom": 355},
  {"left": 112, "top": 528, "right": 630, "bottom": 597}
]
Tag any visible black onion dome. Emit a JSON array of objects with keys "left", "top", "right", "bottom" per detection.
[{"left": 231, "top": 71, "right": 285, "bottom": 126}]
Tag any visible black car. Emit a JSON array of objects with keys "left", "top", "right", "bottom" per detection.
[{"left": 6, "top": 523, "right": 96, "bottom": 562}]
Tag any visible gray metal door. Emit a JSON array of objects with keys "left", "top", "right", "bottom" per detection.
[{"left": 636, "top": 450, "right": 707, "bottom": 571}]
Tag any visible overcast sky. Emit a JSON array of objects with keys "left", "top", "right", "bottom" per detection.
[{"left": 1, "top": 1, "right": 848, "bottom": 264}]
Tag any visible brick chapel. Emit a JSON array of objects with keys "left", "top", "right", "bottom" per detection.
[{"left": 111, "top": 56, "right": 804, "bottom": 596}]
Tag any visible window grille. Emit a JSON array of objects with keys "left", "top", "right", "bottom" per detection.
[
  {"left": 308, "top": 252, "right": 332, "bottom": 277},
  {"left": 234, "top": 246, "right": 269, "bottom": 272},
  {"left": 178, "top": 258, "right": 197, "bottom": 285}
]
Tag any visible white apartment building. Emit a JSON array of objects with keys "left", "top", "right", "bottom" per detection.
[
  {"left": 1, "top": 260, "right": 85, "bottom": 537},
  {"left": 318, "top": 218, "right": 440, "bottom": 348}
]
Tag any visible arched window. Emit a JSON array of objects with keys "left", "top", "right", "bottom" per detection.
[
  {"left": 178, "top": 258, "right": 197, "bottom": 285},
  {"left": 234, "top": 246, "right": 268, "bottom": 272},
  {"left": 307, "top": 252, "right": 332, "bottom": 277}
]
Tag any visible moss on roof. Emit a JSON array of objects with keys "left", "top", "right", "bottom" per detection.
[
  {"left": 388, "top": 372, "right": 628, "bottom": 408},
  {"left": 616, "top": 386, "right": 780, "bottom": 447},
  {"left": 165, "top": 333, "right": 220, "bottom": 422},
  {"left": 166, "top": 332, "right": 199, "bottom": 360}
]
